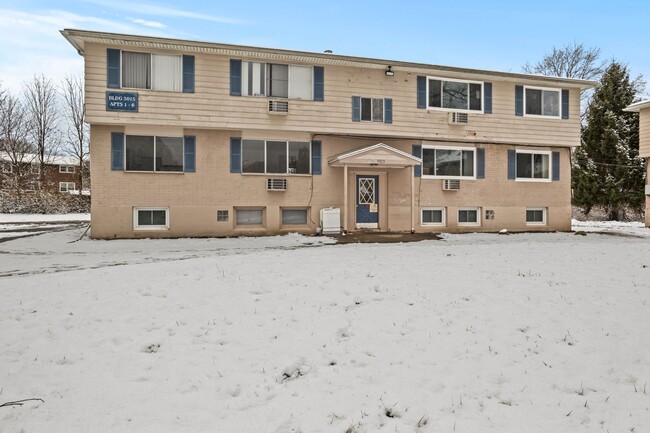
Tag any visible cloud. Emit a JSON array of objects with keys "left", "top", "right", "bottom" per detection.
[
  {"left": 129, "top": 18, "right": 167, "bottom": 29},
  {"left": 82, "top": 0, "right": 247, "bottom": 25},
  {"left": 0, "top": 9, "right": 174, "bottom": 92}
]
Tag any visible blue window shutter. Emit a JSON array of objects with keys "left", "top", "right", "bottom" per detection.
[
  {"left": 230, "top": 137, "right": 241, "bottom": 173},
  {"left": 384, "top": 98, "right": 393, "bottom": 124},
  {"left": 484, "top": 83, "right": 493, "bottom": 114},
  {"left": 417, "top": 76, "right": 426, "bottom": 109},
  {"left": 230, "top": 59, "right": 242, "bottom": 96},
  {"left": 312, "top": 140, "right": 322, "bottom": 175},
  {"left": 476, "top": 148, "right": 485, "bottom": 179},
  {"left": 552, "top": 151, "right": 560, "bottom": 180},
  {"left": 515, "top": 85, "right": 524, "bottom": 116},
  {"left": 412, "top": 144, "right": 422, "bottom": 177},
  {"left": 182, "top": 55, "right": 195, "bottom": 93},
  {"left": 507, "top": 149, "right": 516, "bottom": 179},
  {"left": 184, "top": 136, "right": 196, "bottom": 172},
  {"left": 107, "top": 49, "right": 120, "bottom": 89},
  {"left": 313, "top": 66, "right": 324, "bottom": 101},
  {"left": 352, "top": 96, "right": 361, "bottom": 122},
  {"left": 111, "top": 132, "right": 124, "bottom": 171},
  {"left": 561, "top": 89, "right": 569, "bottom": 119}
]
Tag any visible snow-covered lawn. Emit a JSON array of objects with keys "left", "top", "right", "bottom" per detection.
[{"left": 1, "top": 223, "right": 649, "bottom": 433}]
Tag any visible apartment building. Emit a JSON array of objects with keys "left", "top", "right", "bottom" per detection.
[
  {"left": 1, "top": 152, "right": 81, "bottom": 193},
  {"left": 624, "top": 101, "right": 650, "bottom": 226},
  {"left": 61, "top": 29, "right": 596, "bottom": 238}
]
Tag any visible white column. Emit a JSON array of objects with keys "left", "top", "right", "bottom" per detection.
[
  {"left": 343, "top": 165, "right": 349, "bottom": 232},
  {"left": 411, "top": 165, "right": 415, "bottom": 232}
]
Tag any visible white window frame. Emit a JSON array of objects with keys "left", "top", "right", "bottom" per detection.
[
  {"left": 523, "top": 86, "right": 561, "bottom": 119},
  {"left": 281, "top": 207, "right": 309, "bottom": 226},
  {"left": 288, "top": 65, "right": 313, "bottom": 100},
  {"left": 133, "top": 207, "right": 169, "bottom": 231},
  {"left": 242, "top": 139, "right": 312, "bottom": 175},
  {"left": 420, "top": 207, "right": 446, "bottom": 226},
  {"left": 123, "top": 135, "right": 186, "bottom": 173},
  {"left": 426, "top": 76, "right": 484, "bottom": 113},
  {"left": 526, "top": 208, "right": 547, "bottom": 225},
  {"left": 421, "top": 145, "right": 477, "bottom": 180},
  {"left": 515, "top": 150, "right": 552, "bottom": 182},
  {"left": 458, "top": 207, "right": 481, "bottom": 226},
  {"left": 359, "top": 97, "right": 386, "bottom": 123},
  {"left": 235, "top": 207, "right": 265, "bottom": 227},
  {"left": 59, "top": 165, "right": 75, "bottom": 173},
  {"left": 120, "top": 50, "right": 184, "bottom": 93},
  {"left": 240, "top": 62, "right": 315, "bottom": 101},
  {"left": 59, "top": 182, "right": 76, "bottom": 192}
]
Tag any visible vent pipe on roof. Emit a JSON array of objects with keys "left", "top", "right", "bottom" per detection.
[{"left": 324, "top": 50, "right": 333, "bottom": 54}]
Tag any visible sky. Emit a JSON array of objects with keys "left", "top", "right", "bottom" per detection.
[{"left": 1, "top": 0, "right": 650, "bottom": 93}]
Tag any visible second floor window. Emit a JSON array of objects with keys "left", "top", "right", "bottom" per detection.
[
  {"left": 122, "top": 51, "right": 182, "bottom": 92},
  {"left": 525, "top": 87, "right": 560, "bottom": 117},
  {"left": 361, "top": 98, "right": 383, "bottom": 122},
  {"left": 241, "top": 62, "right": 313, "bottom": 100},
  {"left": 428, "top": 78, "right": 482, "bottom": 112}
]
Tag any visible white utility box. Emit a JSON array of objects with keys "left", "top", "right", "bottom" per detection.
[{"left": 320, "top": 207, "right": 341, "bottom": 235}]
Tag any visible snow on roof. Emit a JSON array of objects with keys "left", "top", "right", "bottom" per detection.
[
  {"left": 623, "top": 100, "right": 650, "bottom": 112},
  {"left": 0, "top": 152, "right": 80, "bottom": 166}
]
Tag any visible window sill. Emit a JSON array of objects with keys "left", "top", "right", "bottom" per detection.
[
  {"left": 421, "top": 223, "right": 446, "bottom": 227},
  {"left": 426, "top": 107, "right": 483, "bottom": 114},
  {"left": 458, "top": 223, "right": 481, "bottom": 227},
  {"left": 515, "top": 178, "right": 552, "bottom": 183},
  {"left": 422, "top": 175, "right": 476, "bottom": 180},
  {"left": 522, "top": 113, "right": 562, "bottom": 120},
  {"left": 240, "top": 173, "right": 312, "bottom": 177},
  {"left": 123, "top": 171, "right": 185, "bottom": 174},
  {"left": 134, "top": 226, "right": 170, "bottom": 231}
]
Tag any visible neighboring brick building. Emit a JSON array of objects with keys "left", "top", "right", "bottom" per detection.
[
  {"left": 61, "top": 29, "right": 596, "bottom": 238},
  {"left": 1, "top": 152, "right": 82, "bottom": 193}
]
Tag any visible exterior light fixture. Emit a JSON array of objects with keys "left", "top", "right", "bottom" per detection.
[{"left": 385, "top": 66, "right": 394, "bottom": 77}]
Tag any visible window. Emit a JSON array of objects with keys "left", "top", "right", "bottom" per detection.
[
  {"left": 242, "top": 62, "right": 266, "bottom": 96},
  {"left": 26, "top": 181, "right": 40, "bottom": 191},
  {"left": 421, "top": 208, "right": 446, "bottom": 226},
  {"left": 485, "top": 210, "right": 495, "bottom": 220},
  {"left": 30, "top": 163, "right": 39, "bottom": 174},
  {"left": 59, "top": 182, "right": 76, "bottom": 192},
  {"left": 122, "top": 51, "right": 182, "bottom": 91},
  {"left": 428, "top": 78, "right": 482, "bottom": 111},
  {"left": 269, "top": 64, "right": 288, "bottom": 98},
  {"left": 282, "top": 208, "right": 308, "bottom": 225},
  {"left": 458, "top": 208, "right": 480, "bottom": 226},
  {"left": 360, "top": 97, "right": 384, "bottom": 122},
  {"left": 241, "top": 62, "right": 313, "bottom": 100},
  {"left": 422, "top": 146, "right": 475, "bottom": 178},
  {"left": 2, "top": 162, "right": 12, "bottom": 173},
  {"left": 59, "top": 165, "right": 75, "bottom": 173},
  {"left": 526, "top": 208, "right": 547, "bottom": 225},
  {"left": 516, "top": 151, "right": 551, "bottom": 181},
  {"left": 236, "top": 208, "right": 264, "bottom": 226},
  {"left": 525, "top": 87, "right": 560, "bottom": 117},
  {"left": 241, "top": 140, "right": 310, "bottom": 174},
  {"left": 217, "top": 210, "right": 229, "bottom": 222},
  {"left": 134, "top": 207, "right": 169, "bottom": 230},
  {"left": 125, "top": 135, "right": 185, "bottom": 172}
]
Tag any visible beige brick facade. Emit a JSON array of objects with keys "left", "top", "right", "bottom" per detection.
[{"left": 63, "top": 29, "right": 593, "bottom": 238}]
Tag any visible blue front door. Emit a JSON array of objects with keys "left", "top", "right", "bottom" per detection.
[{"left": 356, "top": 175, "right": 379, "bottom": 227}]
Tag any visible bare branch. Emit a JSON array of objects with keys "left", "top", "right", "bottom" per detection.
[
  {"left": 0, "top": 398, "right": 45, "bottom": 408},
  {"left": 523, "top": 42, "right": 605, "bottom": 80},
  {"left": 60, "top": 75, "right": 89, "bottom": 190}
]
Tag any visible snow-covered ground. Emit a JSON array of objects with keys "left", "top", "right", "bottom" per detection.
[{"left": 0, "top": 221, "right": 649, "bottom": 433}]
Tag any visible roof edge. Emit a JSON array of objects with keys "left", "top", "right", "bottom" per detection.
[
  {"left": 61, "top": 29, "right": 597, "bottom": 89},
  {"left": 624, "top": 100, "right": 650, "bottom": 112}
]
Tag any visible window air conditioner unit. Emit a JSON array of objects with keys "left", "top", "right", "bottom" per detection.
[
  {"left": 267, "top": 178, "right": 287, "bottom": 191},
  {"left": 442, "top": 179, "right": 461, "bottom": 191},
  {"left": 268, "top": 100, "right": 289, "bottom": 114},
  {"left": 449, "top": 112, "right": 469, "bottom": 124}
]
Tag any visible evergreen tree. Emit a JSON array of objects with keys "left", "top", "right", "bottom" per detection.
[{"left": 573, "top": 62, "right": 646, "bottom": 220}]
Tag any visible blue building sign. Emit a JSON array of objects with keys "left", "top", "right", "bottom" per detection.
[{"left": 106, "top": 92, "right": 138, "bottom": 112}]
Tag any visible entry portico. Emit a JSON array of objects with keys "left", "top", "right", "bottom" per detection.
[{"left": 328, "top": 143, "right": 422, "bottom": 232}]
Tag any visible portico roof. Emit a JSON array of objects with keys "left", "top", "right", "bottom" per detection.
[{"left": 328, "top": 143, "right": 421, "bottom": 168}]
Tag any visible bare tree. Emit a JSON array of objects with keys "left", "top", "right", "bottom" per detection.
[
  {"left": 23, "top": 74, "right": 60, "bottom": 189},
  {"left": 0, "top": 92, "right": 34, "bottom": 194},
  {"left": 523, "top": 42, "right": 606, "bottom": 80},
  {"left": 60, "top": 75, "right": 89, "bottom": 191}
]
